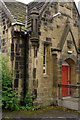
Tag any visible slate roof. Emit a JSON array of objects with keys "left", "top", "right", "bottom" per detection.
[
  {"left": 27, "top": 2, "right": 48, "bottom": 31},
  {"left": 4, "top": 1, "right": 26, "bottom": 26},
  {"left": 2, "top": 0, "right": 79, "bottom": 31},
  {"left": 26, "top": 1, "right": 79, "bottom": 31},
  {"left": 3, "top": 0, "right": 46, "bottom": 30}
]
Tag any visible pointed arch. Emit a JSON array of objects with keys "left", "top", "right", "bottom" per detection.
[
  {"left": 57, "top": 18, "right": 78, "bottom": 53},
  {"left": 70, "top": 29, "right": 78, "bottom": 52}
]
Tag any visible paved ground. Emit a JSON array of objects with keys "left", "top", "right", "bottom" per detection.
[{"left": 2, "top": 106, "right": 80, "bottom": 120}]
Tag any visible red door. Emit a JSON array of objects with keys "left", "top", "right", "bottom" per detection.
[{"left": 62, "top": 65, "right": 69, "bottom": 97}]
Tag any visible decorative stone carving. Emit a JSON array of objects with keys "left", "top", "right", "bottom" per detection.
[{"left": 67, "top": 40, "right": 72, "bottom": 49}]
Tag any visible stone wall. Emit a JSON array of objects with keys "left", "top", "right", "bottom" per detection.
[
  {"left": 1, "top": 2, "right": 80, "bottom": 106},
  {"left": 1, "top": 10, "right": 28, "bottom": 99},
  {"left": 11, "top": 26, "right": 28, "bottom": 98},
  {"left": 1, "top": 10, "right": 12, "bottom": 68},
  {"left": 28, "top": 2, "right": 80, "bottom": 106}
]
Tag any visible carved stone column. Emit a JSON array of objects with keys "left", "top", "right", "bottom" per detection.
[{"left": 30, "top": 7, "right": 39, "bottom": 98}]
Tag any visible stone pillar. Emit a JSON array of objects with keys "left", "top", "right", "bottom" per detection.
[
  {"left": 58, "top": 58, "right": 62, "bottom": 99},
  {"left": 11, "top": 24, "right": 27, "bottom": 100},
  {"left": 74, "top": 55, "right": 80, "bottom": 98},
  {"left": 51, "top": 50, "right": 62, "bottom": 99},
  {"left": 30, "top": 7, "right": 39, "bottom": 98},
  {"left": 29, "top": 45, "right": 38, "bottom": 98},
  {"left": 78, "top": 54, "right": 80, "bottom": 114},
  {"left": 33, "top": 46, "right": 38, "bottom": 98},
  {"left": 52, "top": 54, "right": 58, "bottom": 99}
]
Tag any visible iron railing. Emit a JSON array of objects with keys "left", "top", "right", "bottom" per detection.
[{"left": 58, "top": 84, "right": 80, "bottom": 99}]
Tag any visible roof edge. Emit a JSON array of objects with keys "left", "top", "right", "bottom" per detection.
[
  {"left": 39, "top": 2, "right": 49, "bottom": 16},
  {"left": 73, "top": 2, "right": 80, "bottom": 17},
  {"left": 1, "top": 0, "right": 16, "bottom": 23}
]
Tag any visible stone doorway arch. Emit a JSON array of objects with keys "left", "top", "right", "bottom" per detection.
[{"left": 62, "top": 58, "right": 76, "bottom": 97}]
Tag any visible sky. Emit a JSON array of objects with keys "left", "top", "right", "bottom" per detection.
[{"left": 16, "top": 0, "right": 80, "bottom": 8}]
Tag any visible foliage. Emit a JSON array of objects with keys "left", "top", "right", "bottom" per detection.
[
  {"left": 20, "top": 90, "right": 40, "bottom": 111},
  {"left": 1, "top": 56, "right": 19, "bottom": 111},
  {"left": 24, "top": 90, "right": 35, "bottom": 106},
  {"left": 1, "top": 56, "right": 40, "bottom": 111}
]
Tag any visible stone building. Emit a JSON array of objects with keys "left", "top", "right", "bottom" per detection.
[{"left": 0, "top": 0, "right": 80, "bottom": 110}]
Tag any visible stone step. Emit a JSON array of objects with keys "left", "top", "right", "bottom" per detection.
[{"left": 58, "top": 97, "right": 80, "bottom": 111}]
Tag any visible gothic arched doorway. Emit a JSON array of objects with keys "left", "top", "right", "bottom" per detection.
[{"left": 62, "top": 58, "right": 76, "bottom": 97}]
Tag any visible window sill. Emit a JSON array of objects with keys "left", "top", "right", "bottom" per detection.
[{"left": 43, "top": 74, "right": 49, "bottom": 78}]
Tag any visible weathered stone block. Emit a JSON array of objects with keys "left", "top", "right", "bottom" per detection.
[
  {"left": 45, "top": 10, "right": 51, "bottom": 15},
  {"left": 33, "top": 68, "right": 36, "bottom": 78},
  {"left": 11, "top": 43, "right": 14, "bottom": 51},
  {"left": 41, "top": 17, "right": 45, "bottom": 21},
  {"left": 11, "top": 52, "right": 14, "bottom": 61},
  {"left": 15, "top": 62, "right": 18, "bottom": 69},
  {"left": 14, "top": 79, "right": 18, "bottom": 88},
  {"left": 46, "top": 37, "right": 51, "bottom": 41}
]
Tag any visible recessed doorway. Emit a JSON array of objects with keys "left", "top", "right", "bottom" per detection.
[{"left": 62, "top": 61, "right": 69, "bottom": 97}]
